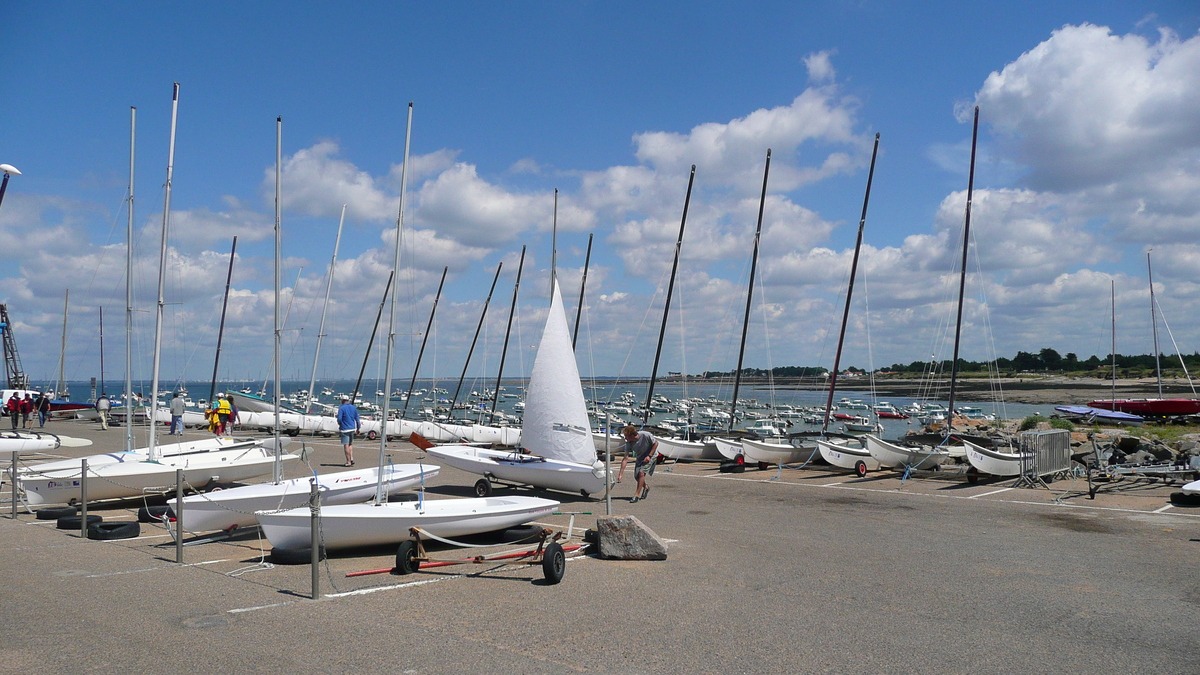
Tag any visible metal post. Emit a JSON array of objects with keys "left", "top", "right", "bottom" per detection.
[
  {"left": 10, "top": 450, "right": 16, "bottom": 519},
  {"left": 605, "top": 412, "right": 612, "bottom": 516},
  {"left": 310, "top": 479, "right": 320, "bottom": 599},
  {"left": 175, "top": 468, "right": 184, "bottom": 563},
  {"left": 79, "top": 459, "right": 88, "bottom": 537}
]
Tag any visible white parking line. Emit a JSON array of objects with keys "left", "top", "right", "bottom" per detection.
[
  {"left": 1154, "top": 504, "right": 1175, "bottom": 513},
  {"left": 86, "top": 558, "right": 230, "bottom": 577},
  {"left": 969, "top": 487, "right": 1015, "bottom": 499}
]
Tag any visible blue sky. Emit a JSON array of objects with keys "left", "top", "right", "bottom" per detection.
[{"left": 2, "top": 1, "right": 1199, "bottom": 387}]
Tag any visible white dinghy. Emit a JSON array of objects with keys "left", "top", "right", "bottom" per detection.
[
  {"left": 14, "top": 436, "right": 264, "bottom": 476},
  {"left": 0, "top": 431, "right": 66, "bottom": 454},
  {"left": 741, "top": 438, "right": 819, "bottom": 465},
  {"left": 656, "top": 436, "right": 721, "bottom": 461},
  {"left": 168, "top": 463, "right": 441, "bottom": 533},
  {"left": 963, "top": 439, "right": 1027, "bottom": 477},
  {"left": 864, "top": 435, "right": 951, "bottom": 471},
  {"left": 426, "top": 280, "right": 606, "bottom": 498},
  {"left": 815, "top": 438, "right": 880, "bottom": 477},
  {"left": 257, "top": 494, "right": 559, "bottom": 550},
  {"left": 712, "top": 437, "right": 745, "bottom": 461},
  {"left": 19, "top": 441, "right": 299, "bottom": 505}
]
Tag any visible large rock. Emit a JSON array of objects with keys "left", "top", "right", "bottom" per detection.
[{"left": 595, "top": 515, "right": 668, "bottom": 561}]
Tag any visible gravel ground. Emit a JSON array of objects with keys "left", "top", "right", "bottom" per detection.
[{"left": 2, "top": 419, "right": 1199, "bottom": 674}]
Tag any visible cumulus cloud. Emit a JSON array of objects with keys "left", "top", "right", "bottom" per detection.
[{"left": 804, "top": 49, "right": 837, "bottom": 83}]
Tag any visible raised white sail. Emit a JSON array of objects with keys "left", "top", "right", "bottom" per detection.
[{"left": 521, "top": 279, "right": 594, "bottom": 466}]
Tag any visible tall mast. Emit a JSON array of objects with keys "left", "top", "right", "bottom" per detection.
[
  {"left": 492, "top": 246, "right": 525, "bottom": 415},
  {"left": 273, "top": 117, "right": 283, "bottom": 483},
  {"left": 947, "top": 106, "right": 979, "bottom": 419},
  {"left": 125, "top": 106, "right": 135, "bottom": 453},
  {"left": 1111, "top": 280, "right": 1117, "bottom": 405},
  {"left": 377, "top": 102, "right": 413, "bottom": 506},
  {"left": 822, "top": 133, "right": 880, "bottom": 434},
  {"left": 644, "top": 166, "right": 695, "bottom": 425},
  {"left": 451, "top": 262, "right": 502, "bottom": 412},
  {"left": 572, "top": 233, "right": 593, "bottom": 351},
  {"left": 209, "top": 237, "right": 237, "bottom": 405},
  {"left": 99, "top": 306, "right": 105, "bottom": 395},
  {"left": 402, "top": 266, "right": 448, "bottom": 417},
  {"left": 1148, "top": 251, "right": 1162, "bottom": 397},
  {"left": 551, "top": 189, "right": 557, "bottom": 302},
  {"left": 305, "top": 205, "right": 345, "bottom": 413},
  {"left": 57, "top": 290, "right": 68, "bottom": 397},
  {"left": 149, "top": 82, "right": 179, "bottom": 462},
  {"left": 729, "top": 150, "right": 771, "bottom": 432}
]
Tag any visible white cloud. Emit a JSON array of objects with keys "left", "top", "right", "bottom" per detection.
[{"left": 804, "top": 49, "right": 837, "bottom": 83}]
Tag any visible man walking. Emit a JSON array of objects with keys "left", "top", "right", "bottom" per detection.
[
  {"left": 337, "top": 395, "right": 360, "bottom": 467},
  {"left": 19, "top": 394, "right": 33, "bottom": 429},
  {"left": 6, "top": 393, "right": 19, "bottom": 429},
  {"left": 95, "top": 393, "right": 111, "bottom": 430},
  {"left": 169, "top": 392, "right": 185, "bottom": 435},
  {"left": 617, "top": 425, "right": 658, "bottom": 503},
  {"left": 34, "top": 392, "right": 50, "bottom": 428}
]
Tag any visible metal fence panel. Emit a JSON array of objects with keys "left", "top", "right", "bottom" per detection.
[{"left": 1019, "top": 429, "right": 1071, "bottom": 479}]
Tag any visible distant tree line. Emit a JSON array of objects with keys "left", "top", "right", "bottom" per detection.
[{"left": 689, "top": 349, "right": 1200, "bottom": 379}]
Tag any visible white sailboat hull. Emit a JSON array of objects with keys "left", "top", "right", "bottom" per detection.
[
  {"left": 963, "top": 439, "right": 1027, "bottom": 477},
  {"left": 15, "top": 437, "right": 262, "bottom": 475},
  {"left": 713, "top": 437, "right": 744, "bottom": 461},
  {"left": 425, "top": 445, "right": 607, "bottom": 496},
  {"left": 258, "top": 495, "right": 560, "bottom": 550},
  {"left": 656, "top": 436, "right": 721, "bottom": 461},
  {"left": 169, "top": 463, "right": 441, "bottom": 533},
  {"left": 740, "top": 438, "right": 818, "bottom": 465},
  {"left": 19, "top": 445, "right": 299, "bottom": 505},
  {"left": 0, "top": 432, "right": 61, "bottom": 453},
  {"left": 864, "top": 435, "right": 951, "bottom": 470},
  {"left": 816, "top": 439, "right": 881, "bottom": 472}
]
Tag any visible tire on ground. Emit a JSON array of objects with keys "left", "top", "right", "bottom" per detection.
[
  {"left": 270, "top": 545, "right": 326, "bottom": 565},
  {"left": 137, "top": 505, "right": 175, "bottom": 523},
  {"left": 57, "top": 514, "right": 102, "bottom": 529},
  {"left": 87, "top": 521, "right": 141, "bottom": 540}
]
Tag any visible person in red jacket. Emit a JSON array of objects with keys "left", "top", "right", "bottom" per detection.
[
  {"left": 5, "top": 393, "right": 19, "bottom": 429},
  {"left": 19, "top": 394, "right": 33, "bottom": 429}
]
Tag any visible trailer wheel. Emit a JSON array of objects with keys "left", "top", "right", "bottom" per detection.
[
  {"left": 854, "top": 460, "right": 868, "bottom": 478},
  {"left": 542, "top": 541, "right": 565, "bottom": 585},
  {"left": 580, "top": 489, "right": 590, "bottom": 499},
  {"left": 366, "top": 430, "right": 378, "bottom": 441},
  {"left": 966, "top": 467, "right": 979, "bottom": 484},
  {"left": 758, "top": 462, "right": 770, "bottom": 471},
  {"left": 474, "top": 478, "right": 493, "bottom": 498},
  {"left": 395, "top": 540, "right": 418, "bottom": 574}
]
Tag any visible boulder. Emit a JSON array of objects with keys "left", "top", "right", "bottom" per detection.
[{"left": 595, "top": 515, "right": 668, "bottom": 561}]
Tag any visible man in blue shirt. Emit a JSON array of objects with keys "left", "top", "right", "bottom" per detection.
[
  {"left": 617, "top": 425, "right": 658, "bottom": 503},
  {"left": 336, "top": 396, "right": 361, "bottom": 466}
]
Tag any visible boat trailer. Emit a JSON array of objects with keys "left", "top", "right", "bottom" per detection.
[
  {"left": 1086, "top": 456, "right": 1200, "bottom": 498},
  {"left": 346, "top": 527, "right": 584, "bottom": 584}
]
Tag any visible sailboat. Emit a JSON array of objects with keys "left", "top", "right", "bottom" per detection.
[
  {"left": 962, "top": 438, "right": 1028, "bottom": 477},
  {"left": 425, "top": 279, "right": 607, "bottom": 497},
  {"left": 257, "top": 103, "right": 557, "bottom": 552},
  {"left": 16, "top": 85, "right": 297, "bottom": 506},
  {"left": 815, "top": 438, "right": 879, "bottom": 477}
]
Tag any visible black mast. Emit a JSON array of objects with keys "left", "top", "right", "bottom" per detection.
[
  {"left": 644, "top": 165, "right": 696, "bottom": 425},
  {"left": 947, "top": 106, "right": 979, "bottom": 419},
  {"left": 572, "top": 233, "right": 593, "bottom": 351},
  {"left": 209, "top": 236, "right": 237, "bottom": 403},
  {"left": 451, "top": 262, "right": 503, "bottom": 414},
  {"left": 351, "top": 271, "right": 394, "bottom": 404},
  {"left": 822, "top": 134, "right": 880, "bottom": 434},
  {"left": 402, "top": 266, "right": 448, "bottom": 417},
  {"left": 492, "top": 246, "right": 525, "bottom": 415},
  {"left": 729, "top": 150, "right": 771, "bottom": 432}
]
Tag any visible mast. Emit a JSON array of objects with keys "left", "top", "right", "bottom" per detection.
[
  {"left": 551, "top": 189, "right": 557, "bottom": 301},
  {"left": 947, "top": 106, "right": 979, "bottom": 419},
  {"left": 209, "top": 237, "right": 237, "bottom": 405},
  {"left": 57, "top": 290, "right": 68, "bottom": 398},
  {"left": 352, "top": 272, "right": 394, "bottom": 403},
  {"left": 1148, "top": 251, "right": 1162, "bottom": 397},
  {"left": 728, "top": 150, "right": 771, "bottom": 432},
  {"left": 273, "top": 117, "right": 283, "bottom": 483},
  {"left": 377, "top": 101, "right": 413, "bottom": 506},
  {"left": 149, "top": 82, "right": 179, "bottom": 462},
  {"left": 572, "top": 233, "right": 592, "bottom": 351},
  {"left": 451, "top": 262, "right": 502, "bottom": 413},
  {"left": 1111, "top": 280, "right": 1117, "bottom": 406},
  {"left": 402, "top": 266, "right": 448, "bottom": 417},
  {"left": 305, "top": 205, "right": 345, "bottom": 413},
  {"left": 644, "top": 165, "right": 695, "bottom": 425},
  {"left": 492, "top": 246, "right": 525, "bottom": 415},
  {"left": 99, "top": 306, "right": 105, "bottom": 395},
  {"left": 125, "top": 105, "right": 135, "bottom": 453},
  {"left": 822, "top": 133, "right": 880, "bottom": 434}
]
